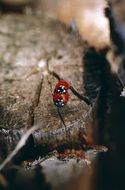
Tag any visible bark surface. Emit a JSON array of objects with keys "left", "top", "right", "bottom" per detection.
[{"left": 0, "top": 13, "right": 95, "bottom": 190}]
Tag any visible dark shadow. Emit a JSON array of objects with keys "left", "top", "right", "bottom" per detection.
[{"left": 82, "top": 46, "right": 125, "bottom": 190}]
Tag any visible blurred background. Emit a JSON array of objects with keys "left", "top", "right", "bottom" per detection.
[{"left": 0, "top": 0, "right": 109, "bottom": 49}]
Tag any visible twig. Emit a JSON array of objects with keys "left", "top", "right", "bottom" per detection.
[
  {"left": 0, "top": 125, "right": 40, "bottom": 171},
  {"left": 57, "top": 107, "right": 67, "bottom": 128}
]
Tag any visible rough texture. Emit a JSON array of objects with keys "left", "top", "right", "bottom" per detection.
[
  {"left": 0, "top": 13, "right": 95, "bottom": 190},
  {"left": 0, "top": 14, "right": 88, "bottom": 131}
]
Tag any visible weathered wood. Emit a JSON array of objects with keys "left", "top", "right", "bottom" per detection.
[
  {"left": 0, "top": 13, "right": 87, "bottom": 131},
  {"left": 0, "top": 13, "right": 97, "bottom": 190}
]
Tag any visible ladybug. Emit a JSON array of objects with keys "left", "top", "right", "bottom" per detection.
[
  {"left": 53, "top": 80, "right": 70, "bottom": 107},
  {"left": 53, "top": 79, "right": 91, "bottom": 108},
  {"left": 54, "top": 80, "right": 70, "bottom": 94},
  {"left": 53, "top": 93, "right": 70, "bottom": 107},
  {"left": 52, "top": 78, "right": 91, "bottom": 128}
]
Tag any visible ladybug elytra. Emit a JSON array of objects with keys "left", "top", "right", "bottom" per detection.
[
  {"left": 54, "top": 80, "right": 70, "bottom": 94},
  {"left": 53, "top": 79, "right": 91, "bottom": 108},
  {"left": 53, "top": 80, "right": 70, "bottom": 107},
  {"left": 53, "top": 93, "right": 70, "bottom": 107}
]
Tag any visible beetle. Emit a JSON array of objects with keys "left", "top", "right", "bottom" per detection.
[
  {"left": 53, "top": 80, "right": 70, "bottom": 107},
  {"left": 53, "top": 79, "right": 91, "bottom": 108},
  {"left": 53, "top": 93, "right": 70, "bottom": 107},
  {"left": 54, "top": 80, "right": 70, "bottom": 94}
]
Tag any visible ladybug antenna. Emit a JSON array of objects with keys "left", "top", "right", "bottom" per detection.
[
  {"left": 57, "top": 107, "right": 67, "bottom": 128},
  {"left": 70, "top": 86, "right": 92, "bottom": 105}
]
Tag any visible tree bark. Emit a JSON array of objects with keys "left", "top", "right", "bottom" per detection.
[{"left": 0, "top": 13, "right": 97, "bottom": 190}]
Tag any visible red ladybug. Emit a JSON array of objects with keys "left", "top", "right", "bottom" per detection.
[
  {"left": 53, "top": 80, "right": 70, "bottom": 107},
  {"left": 53, "top": 79, "right": 91, "bottom": 108},
  {"left": 53, "top": 93, "right": 70, "bottom": 107},
  {"left": 54, "top": 80, "right": 70, "bottom": 94}
]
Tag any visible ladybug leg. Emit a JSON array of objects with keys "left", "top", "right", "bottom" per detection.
[
  {"left": 70, "top": 86, "right": 92, "bottom": 105},
  {"left": 57, "top": 107, "right": 67, "bottom": 128}
]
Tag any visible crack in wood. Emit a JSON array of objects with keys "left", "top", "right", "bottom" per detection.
[{"left": 27, "top": 77, "right": 44, "bottom": 129}]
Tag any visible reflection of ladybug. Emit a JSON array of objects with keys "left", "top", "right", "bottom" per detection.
[
  {"left": 54, "top": 80, "right": 70, "bottom": 94},
  {"left": 53, "top": 93, "right": 70, "bottom": 107}
]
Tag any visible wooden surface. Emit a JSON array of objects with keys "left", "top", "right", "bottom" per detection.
[
  {"left": 0, "top": 13, "right": 89, "bottom": 131},
  {"left": 0, "top": 13, "right": 96, "bottom": 190}
]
